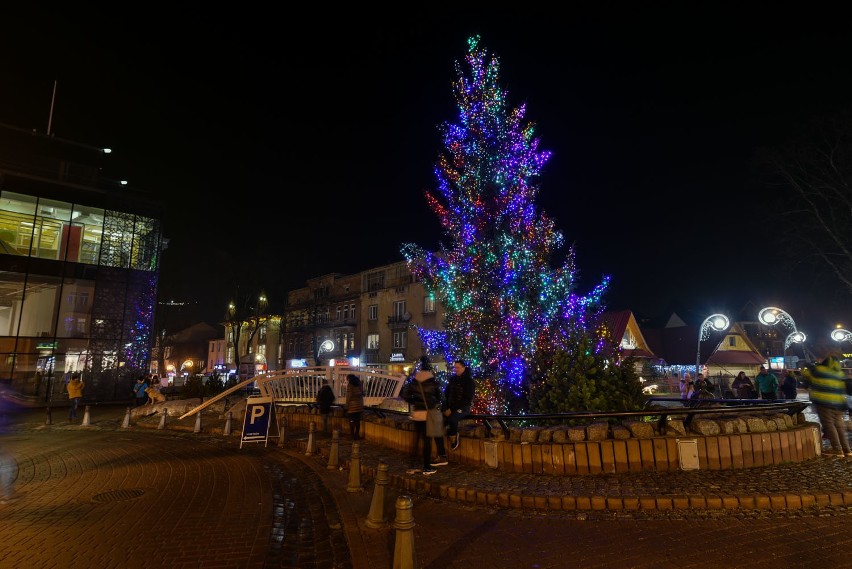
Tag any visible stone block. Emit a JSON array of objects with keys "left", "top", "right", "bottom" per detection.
[
  {"left": 538, "top": 427, "right": 557, "bottom": 442},
  {"left": 520, "top": 427, "right": 543, "bottom": 443},
  {"left": 746, "top": 417, "right": 768, "bottom": 432},
  {"left": 568, "top": 426, "right": 587, "bottom": 442},
  {"left": 611, "top": 425, "right": 631, "bottom": 439},
  {"left": 664, "top": 419, "right": 687, "bottom": 436},
  {"left": 691, "top": 419, "right": 720, "bottom": 436},
  {"left": 718, "top": 419, "right": 739, "bottom": 435},
  {"left": 586, "top": 422, "right": 610, "bottom": 441},
  {"left": 623, "top": 420, "right": 654, "bottom": 438},
  {"left": 551, "top": 427, "right": 571, "bottom": 443}
]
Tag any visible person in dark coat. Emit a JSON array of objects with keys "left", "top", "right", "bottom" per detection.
[
  {"left": 781, "top": 370, "right": 798, "bottom": 400},
  {"left": 345, "top": 374, "right": 364, "bottom": 441},
  {"left": 403, "top": 356, "right": 445, "bottom": 474},
  {"left": 443, "top": 359, "right": 476, "bottom": 450},
  {"left": 315, "top": 379, "right": 335, "bottom": 433},
  {"left": 732, "top": 371, "right": 755, "bottom": 399}
]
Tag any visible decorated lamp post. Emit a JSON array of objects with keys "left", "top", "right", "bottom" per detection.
[
  {"left": 784, "top": 331, "right": 806, "bottom": 369},
  {"left": 831, "top": 328, "right": 852, "bottom": 344},
  {"left": 758, "top": 307, "right": 799, "bottom": 370},
  {"left": 696, "top": 314, "right": 730, "bottom": 379}
]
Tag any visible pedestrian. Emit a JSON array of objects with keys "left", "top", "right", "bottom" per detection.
[
  {"left": 0, "top": 396, "right": 21, "bottom": 505},
  {"left": 732, "top": 371, "right": 756, "bottom": 399},
  {"left": 403, "top": 356, "right": 444, "bottom": 475},
  {"left": 754, "top": 365, "right": 779, "bottom": 400},
  {"left": 802, "top": 356, "right": 852, "bottom": 458},
  {"left": 444, "top": 359, "right": 475, "bottom": 451},
  {"left": 66, "top": 372, "right": 84, "bottom": 422},
  {"left": 679, "top": 372, "right": 694, "bottom": 400},
  {"left": 132, "top": 376, "right": 149, "bottom": 406},
  {"left": 0, "top": 442, "right": 16, "bottom": 505},
  {"left": 781, "top": 369, "right": 798, "bottom": 400},
  {"left": 315, "top": 378, "right": 335, "bottom": 433},
  {"left": 345, "top": 374, "right": 364, "bottom": 441}
]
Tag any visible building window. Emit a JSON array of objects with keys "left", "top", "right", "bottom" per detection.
[
  {"left": 728, "top": 336, "right": 736, "bottom": 347},
  {"left": 367, "top": 333, "right": 379, "bottom": 350},
  {"left": 365, "top": 271, "right": 384, "bottom": 292},
  {"left": 423, "top": 294, "right": 435, "bottom": 313},
  {"left": 393, "top": 300, "right": 406, "bottom": 318},
  {"left": 393, "top": 331, "right": 406, "bottom": 349},
  {"left": 369, "top": 305, "right": 378, "bottom": 320},
  {"left": 336, "top": 305, "right": 342, "bottom": 320}
]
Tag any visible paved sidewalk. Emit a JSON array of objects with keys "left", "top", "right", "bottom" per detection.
[{"left": 3, "top": 400, "right": 852, "bottom": 568}]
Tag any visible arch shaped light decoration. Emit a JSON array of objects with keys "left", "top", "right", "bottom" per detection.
[
  {"left": 758, "top": 307, "right": 798, "bottom": 333},
  {"left": 785, "top": 331, "right": 806, "bottom": 349},
  {"left": 696, "top": 313, "right": 730, "bottom": 378},
  {"left": 831, "top": 328, "right": 852, "bottom": 343},
  {"left": 759, "top": 307, "right": 801, "bottom": 368}
]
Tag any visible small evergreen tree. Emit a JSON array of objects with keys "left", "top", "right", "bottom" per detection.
[{"left": 529, "top": 333, "right": 645, "bottom": 421}]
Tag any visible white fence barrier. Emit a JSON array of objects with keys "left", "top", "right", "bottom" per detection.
[
  {"left": 256, "top": 366, "right": 406, "bottom": 407},
  {"left": 179, "top": 366, "right": 407, "bottom": 419}
]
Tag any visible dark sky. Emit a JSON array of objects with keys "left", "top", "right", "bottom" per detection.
[{"left": 2, "top": 5, "right": 851, "bottom": 337}]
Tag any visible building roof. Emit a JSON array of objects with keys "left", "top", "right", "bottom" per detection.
[
  {"left": 600, "top": 310, "right": 661, "bottom": 362},
  {"left": 642, "top": 317, "right": 766, "bottom": 367}
]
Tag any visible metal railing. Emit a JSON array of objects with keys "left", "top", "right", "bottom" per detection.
[{"left": 365, "top": 397, "right": 811, "bottom": 439}]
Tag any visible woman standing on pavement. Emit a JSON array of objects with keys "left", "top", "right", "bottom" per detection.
[
  {"left": 403, "top": 356, "right": 444, "bottom": 475},
  {"left": 345, "top": 374, "right": 364, "bottom": 441}
]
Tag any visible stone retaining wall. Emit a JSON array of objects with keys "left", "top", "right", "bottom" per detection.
[{"left": 279, "top": 406, "right": 822, "bottom": 473}]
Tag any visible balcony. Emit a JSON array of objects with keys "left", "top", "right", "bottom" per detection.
[{"left": 387, "top": 315, "right": 410, "bottom": 330}]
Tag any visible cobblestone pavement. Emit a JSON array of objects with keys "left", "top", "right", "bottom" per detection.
[{"left": 3, "top": 401, "right": 852, "bottom": 568}]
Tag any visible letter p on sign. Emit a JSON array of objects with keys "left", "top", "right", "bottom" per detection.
[{"left": 250, "top": 405, "right": 265, "bottom": 424}]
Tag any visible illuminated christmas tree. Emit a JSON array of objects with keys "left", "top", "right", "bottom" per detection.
[{"left": 402, "top": 36, "right": 609, "bottom": 414}]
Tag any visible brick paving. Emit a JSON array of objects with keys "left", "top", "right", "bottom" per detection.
[{"left": 3, "top": 401, "right": 852, "bottom": 568}]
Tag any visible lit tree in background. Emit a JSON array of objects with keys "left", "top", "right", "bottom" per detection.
[{"left": 402, "top": 36, "right": 609, "bottom": 414}]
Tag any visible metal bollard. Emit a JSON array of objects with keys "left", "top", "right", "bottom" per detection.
[
  {"left": 193, "top": 412, "right": 202, "bottom": 433},
  {"left": 223, "top": 411, "right": 232, "bottom": 436},
  {"left": 81, "top": 405, "right": 91, "bottom": 426},
  {"left": 392, "top": 495, "right": 417, "bottom": 569},
  {"left": 158, "top": 408, "right": 168, "bottom": 430},
  {"left": 346, "top": 442, "right": 362, "bottom": 493},
  {"left": 327, "top": 429, "right": 340, "bottom": 470},
  {"left": 45, "top": 406, "right": 52, "bottom": 425},
  {"left": 305, "top": 421, "right": 316, "bottom": 455},
  {"left": 365, "top": 460, "right": 390, "bottom": 528},
  {"left": 121, "top": 407, "right": 131, "bottom": 428}
]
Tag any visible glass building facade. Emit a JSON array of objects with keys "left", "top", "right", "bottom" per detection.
[{"left": 0, "top": 123, "right": 162, "bottom": 402}]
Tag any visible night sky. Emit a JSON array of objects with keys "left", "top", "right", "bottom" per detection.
[{"left": 2, "top": 5, "right": 851, "bottom": 337}]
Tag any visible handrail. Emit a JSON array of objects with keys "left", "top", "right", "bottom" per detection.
[{"left": 342, "top": 398, "right": 811, "bottom": 439}]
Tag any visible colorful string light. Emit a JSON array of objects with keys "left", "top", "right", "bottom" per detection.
[{"left": 402, "top": 35, "right": 610, "bottom": 414}]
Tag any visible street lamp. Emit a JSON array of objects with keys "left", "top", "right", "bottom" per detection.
[
  {"left": 758, "top": 307, "right": 798, "bottom": 370},
  {"left": 831, "top": 328, "right": 852, "bottom": 343},
  {"left": 784, "top": 331, "right": 806, "bottom": 368},
  {"left": 697, "top": 313, "right": 730, "bottom": 379}
]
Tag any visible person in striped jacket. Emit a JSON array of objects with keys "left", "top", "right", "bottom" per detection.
[{"left": 803, "top": 356, "right": 852, "bottom": 458}]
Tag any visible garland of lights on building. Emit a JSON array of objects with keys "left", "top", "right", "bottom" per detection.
[{"left": 402, "top": 35, "right": 609, "bottom": 414}]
